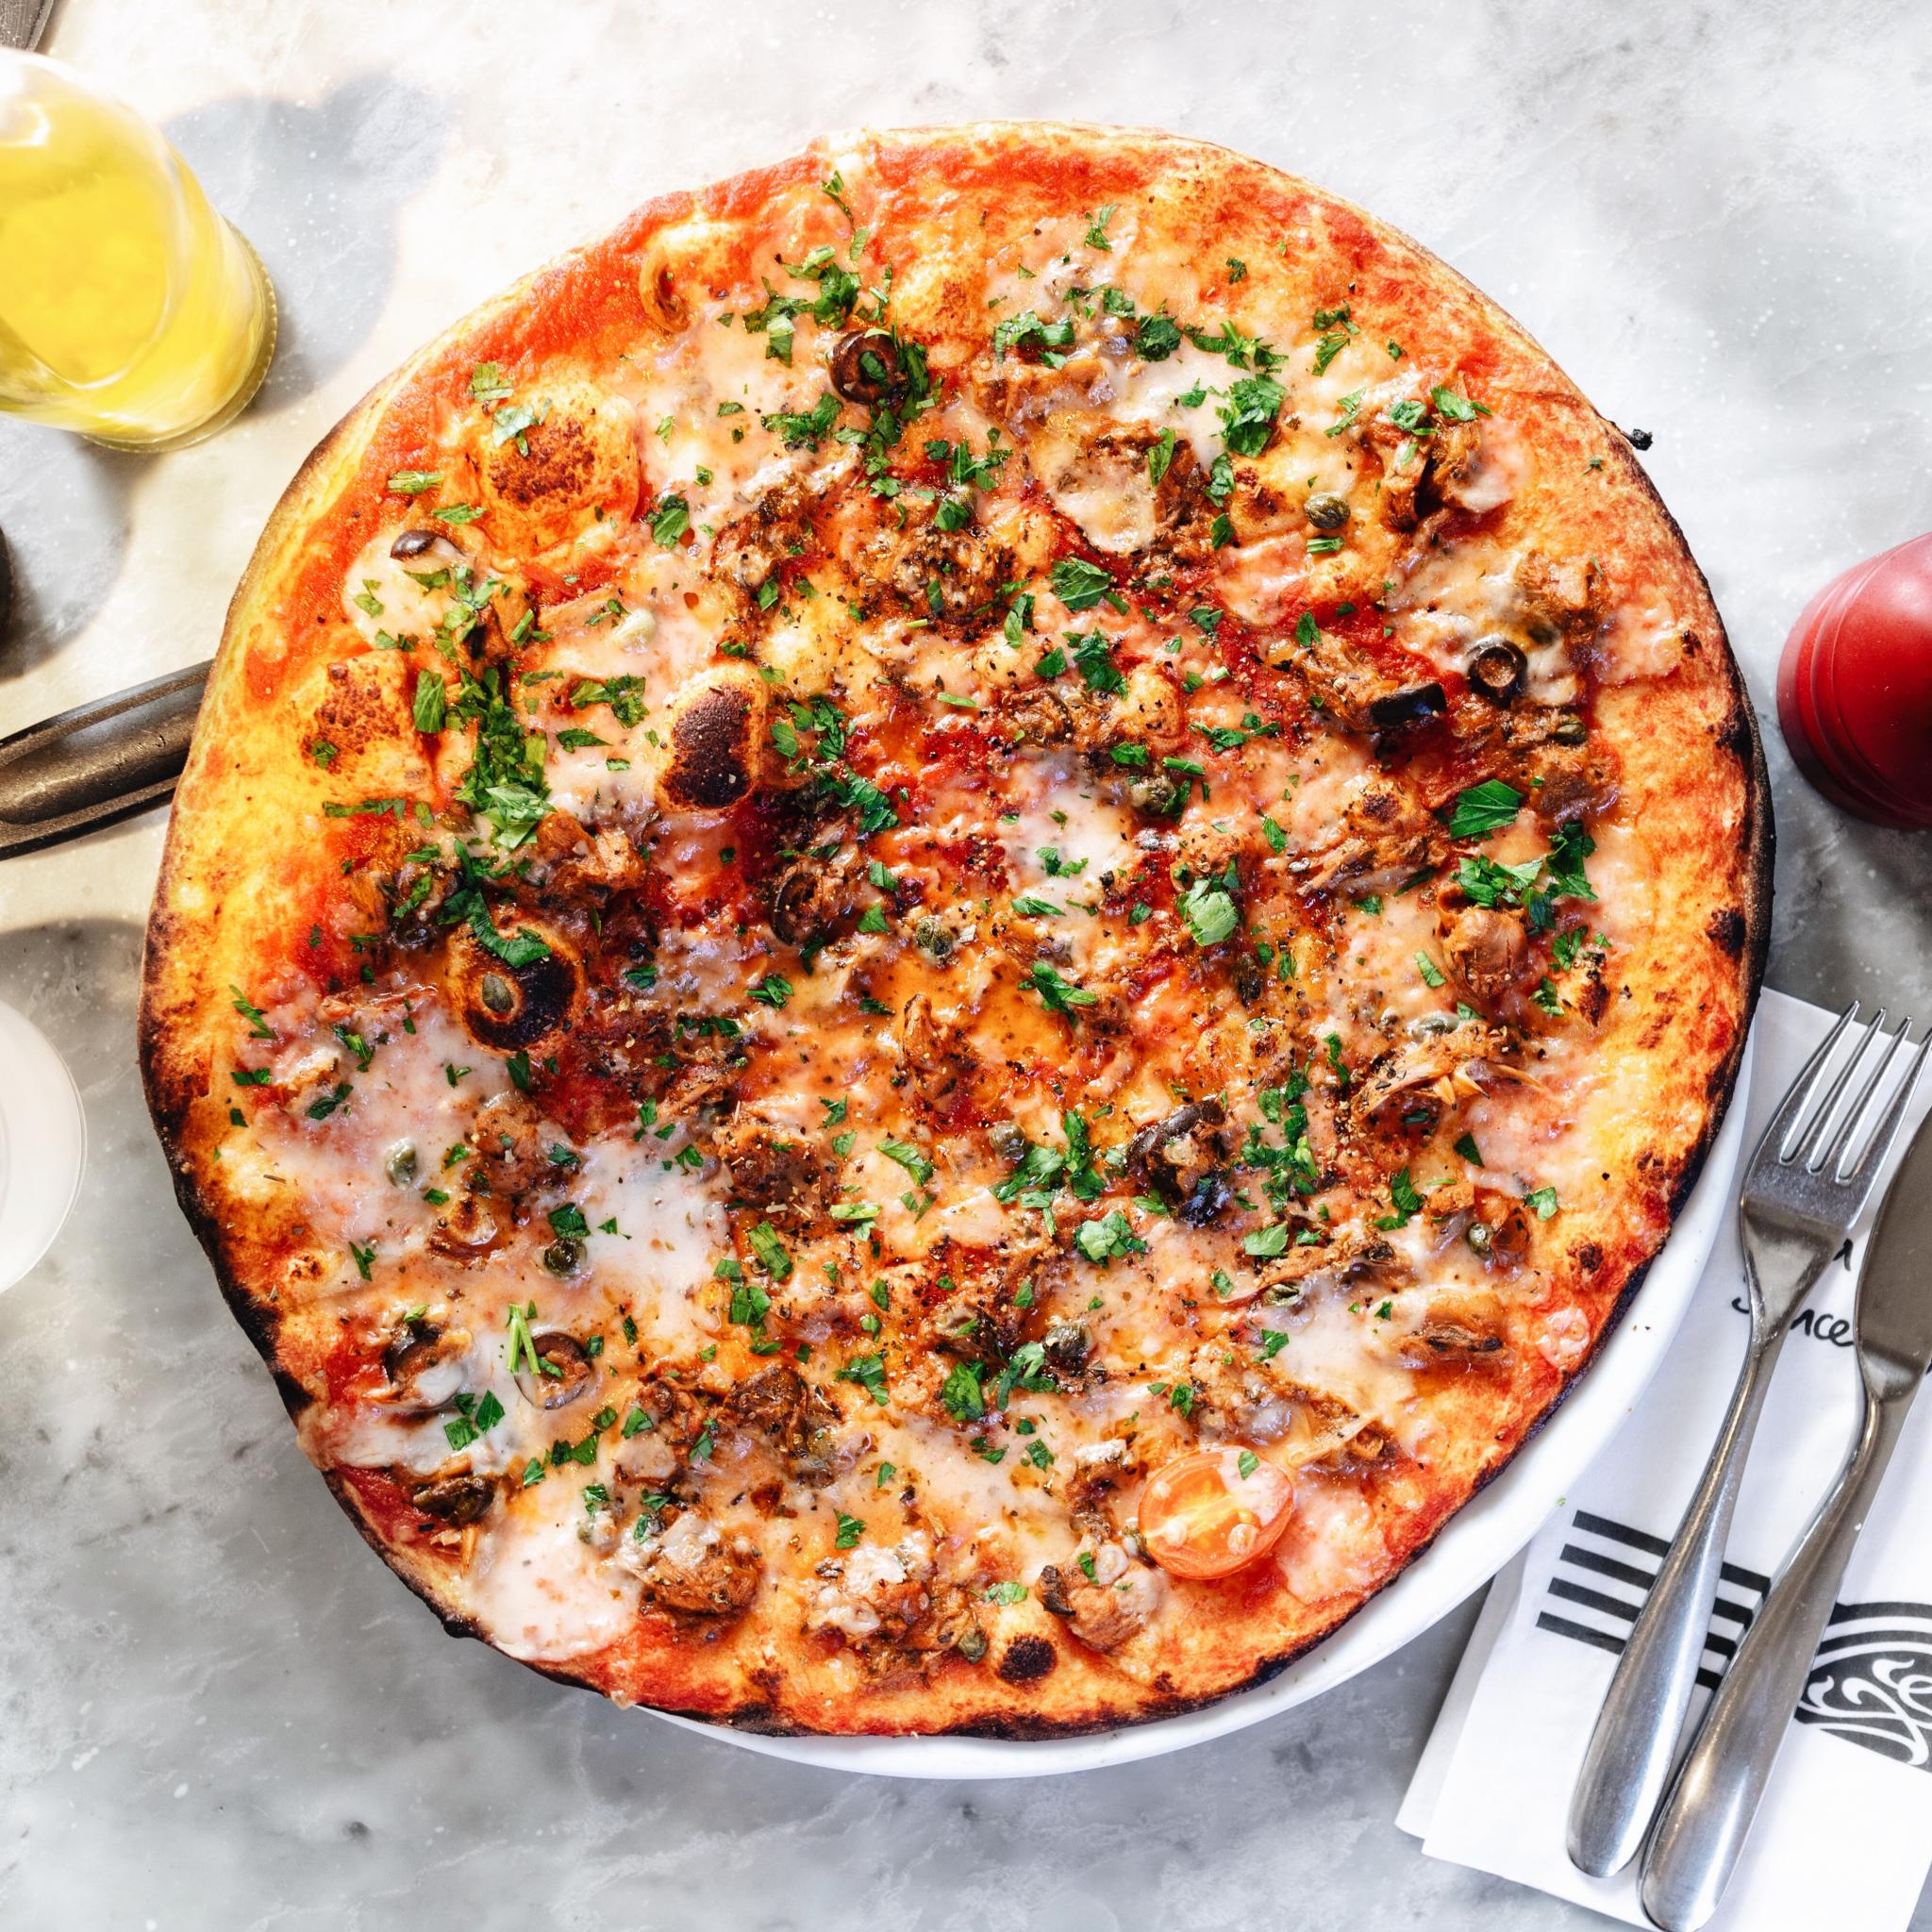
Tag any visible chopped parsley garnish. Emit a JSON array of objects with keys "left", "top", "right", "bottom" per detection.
[
  {"left": 760, "top": 391, "right": 841, "bottom": 450},
  {"left": 1025, "top": 961, "right": 1098, "bottom": 1018},
  {"left": 1135, "top": 312, "right": 1183, "bottom": 360},
  {"left": 836, "top": 1353, "right": 891, "bottom": 1406},
  {"left": 879, "top": 1139, "right": 935, "bottom": 1187},
  {"left": 991, "top": 309, "right": 1076, "bottom": 364},
  {"left": 1049, "top": 557, "right": 1118, "bottom": 613},
  {"left": 747, "top": 974, "right": 792, "bottom": 1008},
  {"left": 1179, "top": 877, "right": 1240, "bottom": 947},
  {"left": 1430, "top": 385, "right": 1491, "bottom": 423},
  {"left": 1074, "top": 1208, "right": 1147, "bottom": 1264},
  {"left": 411, "top": 669, "right": 447, "bottom": 735},
  {"left": 1446, "top": 778, "right": 1524, "bottom": 839},
  {"left": 1070, "top": 629, "right": 1125, "bottom": 693},
  {"left": 941, "top": 1360, "right": 986, "bottom": 1424},
  {"left": 1374, "top": 1168, "right": 1426, "bottom": 1230},
  {"left": 228, "top": 986, "right": 274, "bottom": 1040},
  {"left": 747, "top": 1220, "right": 793, "bottom": 1280},
  {"left": 649, "top": 493, "right": 691, "bottom": 547},
  {"left": 1218, "top": 375, "right": 1285, "bottom": 456}
]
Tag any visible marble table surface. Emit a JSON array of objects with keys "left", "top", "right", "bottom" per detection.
[{"left": 5, "top": 1, "right": 1931, "bottom": 1925}]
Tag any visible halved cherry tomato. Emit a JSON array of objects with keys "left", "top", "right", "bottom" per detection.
[{"left": 1137, "top": 1446, "right": 1296, "bottom": 1580}]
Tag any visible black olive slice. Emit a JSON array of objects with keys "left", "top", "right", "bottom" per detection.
[
  {"left": 1467, "top": 637, "right": 1527, "bottom": 706},
  {"left": 390, "top": 528, "right": 438, "bottom": 558},
  {"left": 830, "top": 329, "right": 904, "bottom": 406},
  {"left": 518, "top": 1332, "right": 592, "bottom": 1409},
  {"left": 1366, "top": 681, "right": 1448, "bottom": 732},
  {"left": 447, "top": 924, "right": 581, "bottom": 1051}
]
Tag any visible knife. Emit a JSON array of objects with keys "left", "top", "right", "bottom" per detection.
[
  {"left": 0, "top": 660, "right": 208, "bottom": 857},
  {"left": 1640, "top": 1105, "right": 1932, "bottom": 1931}
]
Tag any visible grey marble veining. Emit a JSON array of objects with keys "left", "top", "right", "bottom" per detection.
[{"left": 3, "top": 2, "right": 1930, "bottom": 1926}]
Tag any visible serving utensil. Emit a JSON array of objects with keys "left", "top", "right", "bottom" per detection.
[
  {"left": 1641, "top": 1089, "right": 1932, "bottom": 1930},
  {"left": 0, "top": 0, "right": 56, "bottom": 52},
  {"left": 0, "top": 661, "right": 207, "bottom": 857},
  {"left": 1568, "top": 1005, "right": 1928, "bottom": 1878}
]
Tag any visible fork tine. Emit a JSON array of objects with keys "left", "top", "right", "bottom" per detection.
[
  {"left": 1791, "top": 1008, "right": 1885, "bottom": 1168},
  {"left": 1819, "top": 1016, "right": 1909, "bottom": 1174},
  {"left": 1770, "top": 1002, "right": 1859, "bottom": 1165},
  {"left": 1840, "top": 1024, "right": 1931, "bottom": 1193}
]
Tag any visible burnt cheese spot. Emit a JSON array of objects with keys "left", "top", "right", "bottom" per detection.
[
  {"left": 1706, "top": 908, "right": 1747, "bottom": 958},
  {"left": 664, "top": 683, "right": 755, "bottom": 808},
  {"left": 995, "top": 1635, "right": 1058, "bottom": 1683},
  {"left": 483, "top": 416, "right": 598, "bottom": 511}
]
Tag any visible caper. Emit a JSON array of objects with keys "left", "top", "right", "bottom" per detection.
[
  {"left": 987, "top": 1122, "right": 1028, "bottom": 1163},
  {"left": 385, "top": 1142, "right": 419, "bottom": 1186},
  {"left": 956, "top": 1626, "right": 989, "bottom": 1663},
  {"left": 914, "top": 917, "right": 954, "bottom": 962},
  {"left": 1465, "top": 1221, "right": 1493, "bottom": 1257},
  {"left": 1553, "top": 709, "right": 1589, "bottom": 746},
  {"left": 479, "top": 972, "right": 515, "bottom": 1015},
  {"left": 1126, "top": 774, "right": 1187, "bottom": 818},
  {"left": 1043, "top": 1320, "right": 1091, "bottom": 1373},
  {"left": 1305, "top": 491, "right": 1351, "bottom": 532},
  {"left": 542, "top": 1237, "right": 584, "bottom": 1276}
]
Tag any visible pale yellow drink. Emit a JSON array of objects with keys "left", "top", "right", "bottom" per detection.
[{"left": 0, "top": 53, "right": 275, "bottom": 448}]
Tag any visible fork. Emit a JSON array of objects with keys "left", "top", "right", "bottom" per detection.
[{"left": 1567, "top": 1003, "right": 1929, "bottom": 1878}]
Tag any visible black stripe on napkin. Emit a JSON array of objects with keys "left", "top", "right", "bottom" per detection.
[{"left": 1530, "top": 1510, "right": 1932, "bottom": 1772}]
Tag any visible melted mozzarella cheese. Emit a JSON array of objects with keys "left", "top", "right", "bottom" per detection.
[
  {"left": 341, "top": 532, "right": 473, "bottom": 648},
  {"left": 467, "top": 1497, "right": 641, "bottom": 1661}
]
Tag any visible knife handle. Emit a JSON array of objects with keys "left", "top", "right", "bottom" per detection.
[
  {"left": 0, "top": 660, "right": 208, "bottom": 858},
  {"left": 1567, "top": 1318, "right": 1787, "bottom": 1877},
  {"left": 1639, "top": 1381, "right": 1915, "bottom": 1932}
]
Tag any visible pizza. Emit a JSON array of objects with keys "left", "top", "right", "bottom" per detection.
[{"left": 141, "top": 123, "right": 1769, "bottom": 1737}]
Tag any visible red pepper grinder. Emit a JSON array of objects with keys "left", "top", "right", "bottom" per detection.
[{"left": 1777, "top": 532, "right": 1932, "bottom": 829}]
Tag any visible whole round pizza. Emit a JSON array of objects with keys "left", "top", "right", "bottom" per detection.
[{"left": 141, "top": 123, "right": 1770, "bottom": 1736}]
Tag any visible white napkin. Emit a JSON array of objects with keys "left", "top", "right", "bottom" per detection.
[{"left": 1399, "top": 987, "right": 1932, "bottom": 1929}]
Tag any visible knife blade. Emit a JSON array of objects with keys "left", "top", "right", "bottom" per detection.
[
  {"left": 0, "top": 0, "right": 57, "bottom": 51},
  {"left": 1853, "top": 1107, "right": 1932, "bottom": 1379}
]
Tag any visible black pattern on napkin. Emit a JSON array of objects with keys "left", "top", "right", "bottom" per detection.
[{"left": 1532, "top": 1510, "right": 1932, "bottom": 1773}]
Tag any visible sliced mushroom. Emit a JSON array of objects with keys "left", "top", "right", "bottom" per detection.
[
  {"left": 379, "top": 1323, "right": 467, "bottom": 1409},
  {"left": 830, "top": 328, "right": 904, "bottom": 406},
  {"left": 516, "top": 1332, "right": 593, "bottom": 1409},
  {"left": 412, "top": 1473, "right": 495, "bottom": 1524},
  {"left": 1125, "top": 1098, "right": 1229, "bottom": 1206},
  {"left": 426, "top": 1191, "right": 508, "bottom": 1259},
  {"left": 1441, "top": 904, "right": 1528, "bottom": 1005},
  {"left": 1467, "top": 636, "right": 1527, "bottom": 706},
  {"left": 1415, "top": 1320, "right": 1506, "bottom": 1357}
]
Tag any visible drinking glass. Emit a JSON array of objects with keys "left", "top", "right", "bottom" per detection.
[{"left": 0, "top": 51, "right": 275, "bottom": 450}]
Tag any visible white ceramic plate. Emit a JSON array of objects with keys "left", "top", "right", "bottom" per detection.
[{"left": 655, "top": 1040, "right": 1753, "bottom": 1778}]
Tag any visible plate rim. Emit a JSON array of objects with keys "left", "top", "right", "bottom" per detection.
[{"left": 647, "top": 1035, "right": 1754, "bottom": 1779}]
